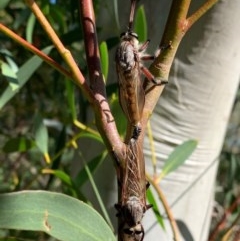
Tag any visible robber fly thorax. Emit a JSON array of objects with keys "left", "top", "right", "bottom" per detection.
[
  {"left": 115, "top": 1, "right": 167, "bottom": 143},
  {"left": 116, "top": 30, "right": 146, "bottom": 142}
]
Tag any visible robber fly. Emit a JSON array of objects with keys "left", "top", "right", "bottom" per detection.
[
  {"left": 115, "top": 142, "right": 151, "bottom": 241},
  {"left": 116, "top": 0, "right": 167, "bottom": 142}
]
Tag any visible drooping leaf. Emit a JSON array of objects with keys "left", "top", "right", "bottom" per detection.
[
  {"left": 0, "top": 191, "right": 115, "bottom": 241},
  {"left": 33, "top": 114, "right": 49, "bottom": 162},
  {"left": 134, "top": 5, "right": 147, "bottom": 42},
  {"left": 66, "top": 80, "right": 77, "bottom": 120},
  {"left": 110, "top": 93, "right": 126, "bottom": 137},
  {"left": 81, "top": 154, "right": 113, "bottom": 230},
  {"left": 74, "top": 151, "right": 108, "bottom": 187},
  {"left": 0, "top": 46, "right": 53, "bottom": 110},
  {"left": 43, "top": 168, "right": 87, "bottom": 202},
  {"left": 100, "top": 41, "right": 109, "bottom": 82},
  {"left": 146, "top": 188, "right": 165, "bottom": 229},
  {"left": 76, "top": 131, "right": 104, "bottom": 144},
  {"left": 158, "top": 140, "right": 198, "bottom": 181},
  {"left": 26, "top": 13, "right": 36, "bottom": 44}
]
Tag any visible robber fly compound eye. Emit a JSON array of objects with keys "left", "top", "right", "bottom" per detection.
[
  {"left": 120, "top": 31, "right": 139, "bottom": 40},
  {"left": 129, "top": 31, "right": 138, "bottom": 39}
]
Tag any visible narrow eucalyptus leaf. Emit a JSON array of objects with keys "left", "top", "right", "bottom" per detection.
[
  {"left": 146, "top": 188, "right": 165, "bottom": 229},
  {"left": 33, "top": 114, "right": 49, "bottom": 155},
  {"left": 160, "top": 140, "right": 198, "bottom": 180},
  {"left": 100, "top": 41, "right": 109, "bottom": 82},
  {"left": 134, "top": 5, "right": 147, "bottom": 42}
]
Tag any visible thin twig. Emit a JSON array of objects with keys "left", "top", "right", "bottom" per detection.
[
  {"left": 221, "top": 212, "right": 240, "bottom": 241},
  {"left": 24, "top": 0, "right": 94, "bottom": 104},
  {"left": 187, "top": 0, "right": 219, "bottom": 30},
  {"left": 146, "top": 173, "right": 181, "bottom": 241},
  {"left": 0, "top": 23, "right": 71, "bottom": 78},
  {"left": 208, "top": 197, "right": 240, "bottom": 241}
]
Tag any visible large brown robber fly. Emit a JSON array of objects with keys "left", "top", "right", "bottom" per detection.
[
  {"left": 115, "top": 141, "right": 152, "bottom": 241},
  {"left": 115, "top": 0, "right": 167, "bottom": 142}
]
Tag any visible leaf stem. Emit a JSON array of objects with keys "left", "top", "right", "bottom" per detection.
[
  {"left": 0, "top": 23, "right": 71, "bottom": 78},
  {"left": 24, "top": 0, "right": 94, "bottom": 104},
  {"left": 147, "top": 173, "right": 181, "bottom": 241}
]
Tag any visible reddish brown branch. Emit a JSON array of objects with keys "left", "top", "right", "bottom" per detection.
[
  {"left": 208, "top": 197, "right": 240, "bottom": 241},
  {"left": 0, "top": 23, "right": 71, "bottom": 78},
  {"left": 78, "top": 0, "right": 126, "bottom": 161}
]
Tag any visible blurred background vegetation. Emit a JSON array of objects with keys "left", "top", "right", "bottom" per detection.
[{"left": 0, "top": 1, "right": 240, "bottom": 240}]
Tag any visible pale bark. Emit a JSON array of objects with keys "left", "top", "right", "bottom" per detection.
[{"left": 143, "top": 1, "right": 240, "bottom": 240}]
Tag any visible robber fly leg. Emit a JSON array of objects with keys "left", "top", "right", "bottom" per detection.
[
  {"left": 129, "top": 123, "right": 142, "bottom": 143},
  {"left": 155, "top": 41, "right": 173, "bottom": 58},
  {"left": 140, "top": 64, "right": 168, "bottom": 86},
  {"left": 146, "top": 181, "right": 150, "bottom": 189},
  {"left": 138, "top": 40, "right": 150, "bottom": 52},
  {"left": 133, "top": 124, "right": 141, "bottom": 140}
]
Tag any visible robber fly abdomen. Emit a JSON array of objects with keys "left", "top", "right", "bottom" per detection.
[{"left": 115, "top": 141, "right": 152, "bottom": 241}]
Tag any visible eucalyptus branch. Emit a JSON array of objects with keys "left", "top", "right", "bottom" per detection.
[
  {"left": 0, "top": 23, "right": 71, "bottom": 78},
  {"left": 78, "top": 0, "right": 126, "bottom": 160},
  {"left": 146, "top": 173, "right": 181, "bottom": 241},
  {"left": 24, "top": 0, "right": 94, "bottom": 104},
  {"left": 187, "top": 0, "right": 219, "bottom": 30},
  {"left": 143, "top": 0, "right": 218, "bottom": 129}
]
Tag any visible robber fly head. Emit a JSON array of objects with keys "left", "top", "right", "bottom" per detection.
[
  {"left": 122, "top": 223, "right": 144, "bottom": 241},
  {"left": 120, "top": 30, "right": 139, "bottom": 47}
]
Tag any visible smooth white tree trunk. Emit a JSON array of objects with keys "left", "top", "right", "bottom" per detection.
[{"left": 143, "top": 1, "right": 240, "bottom": 240}]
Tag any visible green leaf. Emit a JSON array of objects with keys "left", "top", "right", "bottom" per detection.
[
  {"left": 0, "top": 62, "right": 18, "bottom": 90},
  {"left": 80, "top": 153, "right": 113, "bottom": 230},
  {"left": 26, "top": 13, "right": 36, "bottom": 44},
  {"left": 3, "top": 137, "right": 34, "bottom": 153},
  {"left": 74, "top": 151, "right": 108, "bottom": 187},
  {"left": 0, "top": 191, "right": 115, "bottom": 241},
  {"left": 0, "top": 0, "right": 10, "bottom": 9},
  {"left": 33, "top": 114, "right": 49, "bottom": 156},
  {"left": 100, "top": 41, "right": 109, "bottom": 82},
  {"left": 134, "top": 5, "right": 147, "bottom": 42},
  {"left": 49, "top": 170, "right": 72, "bottom": 186},
  {"left": 77, "top": 132, "right": 104, "bottom": 144},
  {"left": 66, "top": 80, "right": 77, "bottom": 120},
  {"left": 146, "top": 188, "right": 165, "bottom": 229},
  {"left": 110, "top": 94, "right": 126, "bottom": 138},
  {"left": 43, "top": 168, "right": 87, "bottom": 202},
  {"left": 159, "top": 140, "right": 198, "bottom": 180},
  {"left": 0, "top": 46, "right": 53, "bottom": 110}
]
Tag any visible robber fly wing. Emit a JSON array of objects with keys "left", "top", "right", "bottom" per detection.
[{"left": 117, "top": 64, "right": 145, "bottom": 125}]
